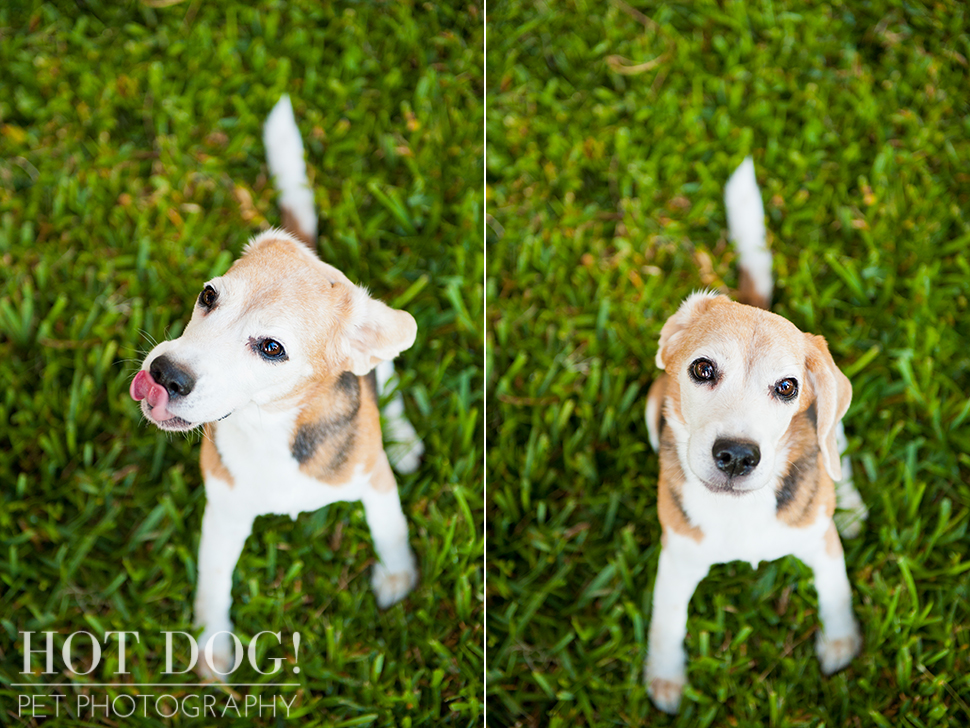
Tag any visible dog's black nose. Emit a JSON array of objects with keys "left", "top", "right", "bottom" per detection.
[
  {"left": 150, "top": 355, "right": 196, "bottom": 398},
  {"left": 712, "top": 439, "right": 761, "bottom": 478}
]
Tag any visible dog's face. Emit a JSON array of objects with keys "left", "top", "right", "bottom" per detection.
[
  {"left": 656, "top": 292, "right": 851, "bottom": 494},
  {"left": 131, "top": 232, "right": 416, "bottom": 432}
]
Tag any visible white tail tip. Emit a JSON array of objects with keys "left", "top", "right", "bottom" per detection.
[
  {"left": 724, "top": 157, "right": 772, "bottom": 307},
  {"left": 264, "top": 94, "right": 317, "bottom": 243}
]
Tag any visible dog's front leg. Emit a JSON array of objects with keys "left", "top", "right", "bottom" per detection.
[
  {"left": 193, "top": 501, "right": 255, "bottom": 679},
  {"left": 645, "top": 539, "right": 709, "bottom": 714},
  {"left": 360, "top": 457, "right": 418, "bottom": 608},
  {"left": 798, "top": 522, "right": 861, "bottom": 674}
]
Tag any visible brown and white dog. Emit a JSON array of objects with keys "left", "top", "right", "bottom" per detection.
[
  {"left": 644, "top": 159, "right": 867, "bottom": 713},
  {"left": 130, "top": 96, "right": 423, "bottom": 677}
]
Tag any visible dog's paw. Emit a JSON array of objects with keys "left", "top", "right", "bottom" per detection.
[
  {"left": 816, "top": 624, "right": 861, "bottom": 675},
  {"left": 196, "top": 655, "right": 227, "bottom": 682},
  {"left": 645, "top": 656, "right": 686, "bottom": 715},
  {"left": 647, "top": 676, "right": 684, "bottom": 714},
  {"left": 371, "top": 561, "right": 418, "bottom": 608},
  {"left": 195, "top": 630, "right": 234, "bottom": 681}
]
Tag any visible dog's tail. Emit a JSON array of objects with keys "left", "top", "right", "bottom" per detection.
[
  {"left": 724, "top": 157, "right": 772, "bottom": 309},
  {"left": 264, "top": 95, "right": 318, "bottom": 249}
]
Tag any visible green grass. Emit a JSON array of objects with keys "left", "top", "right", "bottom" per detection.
[
  {"left": 0, "top": 1, "right": 483, "bottom": 726},
  {"left": 487, "top": 1, "right": 970, "bottom": 725}
]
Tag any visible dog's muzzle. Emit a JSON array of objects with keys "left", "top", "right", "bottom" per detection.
[{"left": 130, "top": 355, "right": 197, "bottom": 428}]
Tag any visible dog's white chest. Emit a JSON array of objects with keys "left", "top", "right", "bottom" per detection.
[
  {"left": 206, "top": 404, "right": 367, "bottom": 519},
  {"left": 681, "top": 483, "right": 828, "bottom": 568}
]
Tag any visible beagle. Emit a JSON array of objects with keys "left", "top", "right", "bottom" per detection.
[
  {"left": 643, "top": 159, "right": 867, "bottom": 713},
  {"left": 130, "top": 95, "right": 423, "bottom": 677}
]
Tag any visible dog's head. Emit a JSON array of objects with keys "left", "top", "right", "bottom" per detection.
[
  {"left": 130, "top": 231, "right": 416, "bottom": 431},
  {"left": 655, "top": 291, "right": 851, "bottom": 494}
]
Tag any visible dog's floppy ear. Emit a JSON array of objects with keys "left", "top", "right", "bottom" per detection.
[
  {"left": 342, "top": 296, "right": 417, "bottom": 375},
  {"left": 655, "top": 291, "right": 725, "bottom": 370},
  {"left": 805, "top": 334, "right": 852, "bottom": 481},
  {"left": 315, "top": 261, "right": 417, "bottom": 376}
]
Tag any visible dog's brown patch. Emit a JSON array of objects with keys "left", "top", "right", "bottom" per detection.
[
  {"left": 291, "top": 371, "right": 360, "bottom": 477},
  {"left": 281, "top": 204, "right": 316, "bottom": 250},
  {"left": 657, "top": 391, "right": 704, "bottom": 544},
  {"left": 228, "top": 236, "right": 358, "bottom": 374},
  {"left": 737, "top": 268, "right": 771, "bottom": 310},
  {"left": 824, "top": 520, "right": 843, "bottom": 557},
  {"left": 658, "top": 295, "right": 808, "bottom": 379},
  {"left": 367, "top": 448, "right": 398, "bottom": 494},
  {"left": 236, "top": 239, "right": 344, "bottom": 318},
  {"left": 290, "top": 367, "right": 390, "bottom": 489},
  {"left": 201, "top": 422, "right": 234, "bottom": 486},
  {"left": 775, "top": 403, "right": 836, "bottom": 528}
]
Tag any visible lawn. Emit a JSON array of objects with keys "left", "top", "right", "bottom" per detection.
[
  {"left": 0, "top": 1, "right": 483, "bottom": 726},
  {"left": 486, "top": 1, "right": 970, "bottom": 726}
]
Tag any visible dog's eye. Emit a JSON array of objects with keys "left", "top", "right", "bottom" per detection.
[
  {"left": 774, "top": 378, "right": 798, "bottom": 400},
  {"left": 688, "top": 358, "right": 718, "bottom": 383},
  {"left": 198, "top": 285, "right": 218, "bottom": 310},
  {"left": 258, "top": 339, "right": 286, "bottom": 360}
]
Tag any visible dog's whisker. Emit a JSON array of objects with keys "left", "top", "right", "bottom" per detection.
[{"left": 138, "top": 329, "right": 159, "bottom": 348}]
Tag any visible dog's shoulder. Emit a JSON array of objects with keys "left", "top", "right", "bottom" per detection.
[
  {"left": 290, "top": 370, "right": 384, "bottom": 484},
  {"left": 774, "top": 403, "right": 836, "bottom": 527},
  {"left": 655, "top": 401, "right": 704, "bottom": 545}
]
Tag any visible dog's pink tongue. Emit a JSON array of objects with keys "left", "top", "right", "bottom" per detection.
[
  {"left": 130, "top": 370, "right": 153, "bottom": 401},
  {"left": 130, "top": 370, "right": 177, "bottom": 422}
]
